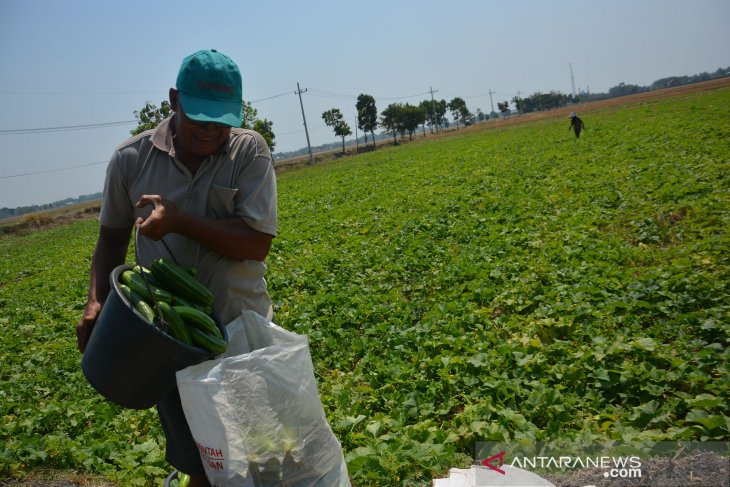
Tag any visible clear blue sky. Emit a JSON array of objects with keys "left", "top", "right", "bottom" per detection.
[{"left": 1, "top": 0, "right": 728, "bottom": 208}]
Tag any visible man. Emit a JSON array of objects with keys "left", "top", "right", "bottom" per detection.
[
  {"left": 568, "top": 112, "right": 585, "bottom": 138},
  {"left": 76, "top": 49, "right": 277, "bottom": 486}
]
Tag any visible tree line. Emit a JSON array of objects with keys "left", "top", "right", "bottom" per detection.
[
  {"left": 0, "top": 192, "right": 101, "bottom": 220},
  {"left": 129, "top": 66, "right": 729, "bottom": 157},
  {"left": 318, "top": 66, "right": 730, "bottom": 153},
  {"left": 321, "top": 94, "right": 483, "bottom": 152}
]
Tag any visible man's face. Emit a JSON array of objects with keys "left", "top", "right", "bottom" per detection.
[{"left": 169, "top": 89, "right": 231, "bottom": 160}]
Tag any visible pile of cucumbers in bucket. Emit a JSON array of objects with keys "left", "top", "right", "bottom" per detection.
[{"left": 119, "top": 258, "right": 227, "bottom": 355}]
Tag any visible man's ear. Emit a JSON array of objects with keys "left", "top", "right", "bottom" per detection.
[{"left": 169, "top": 88, "right": 179, "bottom": 112}]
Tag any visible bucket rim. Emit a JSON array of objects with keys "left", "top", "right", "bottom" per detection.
[{"left": 111, "top": 264, "right": 228, "bottom": 355}]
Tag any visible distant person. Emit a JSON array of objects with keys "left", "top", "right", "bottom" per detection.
[
  {"left": 76, "top": 49, "right": 278, "bottom": 487},
  {"left": 568, "top": 112, "right": 585, "bottom": 138}
]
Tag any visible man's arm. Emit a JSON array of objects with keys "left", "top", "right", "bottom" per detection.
[
  {"left": 76, "top": 225, "right": 131, "bottom": 352},
  {"left": 135, "top": 194, "right": 273, "bottom": 261}
]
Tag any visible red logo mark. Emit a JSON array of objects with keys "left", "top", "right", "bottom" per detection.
[
  {"left": 196, "top": 80, "right": 233, "bottom": 95},
  {"left": 481, "top": 451, "right": 506, "bottom": 475}
]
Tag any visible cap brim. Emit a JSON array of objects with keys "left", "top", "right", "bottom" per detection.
[{"left": 179, "top": 92, "right": 242, "bottom": 127}]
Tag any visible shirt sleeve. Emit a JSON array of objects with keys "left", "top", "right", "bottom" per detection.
[
  {"left": 99, "top": 148, "right": 136, "bottom": 230},
  {"left": 232, "top": 132, "right": 278, "bottom": 237}
]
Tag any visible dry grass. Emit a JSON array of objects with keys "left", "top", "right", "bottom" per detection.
[{"left": 0, "top": 201, "right": 100, "bottom": 235}]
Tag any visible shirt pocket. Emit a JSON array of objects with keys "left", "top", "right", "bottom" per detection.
[{"left": 208, "top": 184, "right": 239, "bottom": 218}]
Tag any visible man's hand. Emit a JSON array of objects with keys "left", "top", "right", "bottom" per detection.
[
  {"left": 135, "top": 194, "right": 180, "bottom": 240},
  {"left": 135, "top": 194, "right": 273, "bottom": 261},
  {"left": 76, "top": 300, "right": 102, "bottom": 352}
]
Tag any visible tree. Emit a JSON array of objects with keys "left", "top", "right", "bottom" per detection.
[
  {"left": 356, "top": 94, "right": 378, "bottom": 148},
  {"left": 322, "top": 108, "right": 352, "bottom": 153},
  {"left": 241, "top": 101, "right": 277, "bottom": 152},
  {"left": 131, "top": 101, "right": 171, "bottom": 135},
  {"left": 401, "top": 103, "right": 426, "bottom": 140},
  {"left": 608, "top": 82, "right": 644, "bottom": 97},
  {"left": 447, "top": 97, "right": 471, "bottom": 128},
  {"left": 240, "top": 101, "right": 259, "bottom": 130},
  {"left": 252, "top": 118, "right": 276, "bottom": 152},
  {"left": 434, "top": 99, "right": 448, "bottom": 131},
  {"left": 380, "top": 103, "right": 402, "bottom": 144},
  {"left": 512, "top": 92, "right": 567, "bottom": 113},
  {"left": 420, "top": 100, "right": 440, "bottom": 134},
  {"left": 497, "top": 101, "right": 510, "bottom": 117},
  {"left": 512, "top": 95, "right": 524, "bottom": 113}
]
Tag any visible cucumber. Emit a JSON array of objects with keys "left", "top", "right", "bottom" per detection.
[
  {"left": 118, "top": 282, "right": 155, "bottom": 323},
  {"left": 150, "top": 258, "right": 213, "bottom": 307},
  {"left": 173, "top": 306, "right": 221, "bottom": 339},
  {"left": 173, "top": 295, "right": 213, "bottom": 316},
  {"left": 121, "top": 270, "right": 174, "bottom": 304},
  {"left": 133, "top": 264, "right": 163, "bottom": 287},
  {"left": 157, "top": 301, "right": 193, "bottom": 346},
  {"left": 189, "top": 326, "right": 227, "bottom": 355},
  {"left": 118, "top": 283, "right": 133, "bottom": 303},
  {"left": 133, "top": 299, "right": 156, "bottom": 324}
]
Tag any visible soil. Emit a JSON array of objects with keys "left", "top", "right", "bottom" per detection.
[
  {"left": 542, "top": 451, "right": 729, "bottom": 487},
  {"left": 3, "top": 452, "right": 728, "bottom": 486},
  {"left": 0, "top": 476, "right": 115, "bottom": 487}
]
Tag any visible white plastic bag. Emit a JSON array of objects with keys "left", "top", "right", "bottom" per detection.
[{"left": 176, "top": 310, "right": 351, "bottom": 486}]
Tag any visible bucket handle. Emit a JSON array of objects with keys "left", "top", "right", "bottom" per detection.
[{"left": 132, "top": 226, "right": 179, "bottom": 333}]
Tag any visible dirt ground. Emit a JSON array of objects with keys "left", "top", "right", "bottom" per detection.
[
  {"left": 2, "top": 452, "right": 728, "bottom": 486},
  {"left": 0, "top": 476, "right": 115, "bottom": 487},
  {"left": 542, "top": 451, "right": 729, "bottom": 487}
]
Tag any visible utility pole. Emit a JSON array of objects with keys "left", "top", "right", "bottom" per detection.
[
  {"left": 355, "top": 116, "right": 359, "bottom": 152},
  {"left": 488, "top": 89, "right": 495, "bottom": 115},
  {"left": 569, "top": 63, "right": 576, "bottom": 98},
  {"left": 295, "top": 82, "right": 314, "bottom": 165},
  {"left": 429, "top": 85, "right": 439, "bottom": 133}
]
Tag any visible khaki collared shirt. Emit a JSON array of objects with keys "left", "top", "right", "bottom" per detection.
[{"left": 100, "top": 117, "right": 277, "bottom": 322}]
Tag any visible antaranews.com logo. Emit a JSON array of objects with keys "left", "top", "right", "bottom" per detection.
[{"left": 480, "top": 449, "right": 642, "bottom": 479}]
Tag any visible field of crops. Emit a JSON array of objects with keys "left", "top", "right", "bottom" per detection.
[{"left": 1, "top": 86, "right": 728, "bottom": 485}]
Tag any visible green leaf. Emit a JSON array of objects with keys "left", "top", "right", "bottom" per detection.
[
  {"left": 685, "top": 410, "right": 727, "bottom": 430},
  {"left": 632, "top": 337, "right": 657, "bottom": 351},
  {"left": 686, "top": 394, "right": 723, "bottom": 410}
]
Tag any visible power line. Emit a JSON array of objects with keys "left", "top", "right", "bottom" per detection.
[
  {"left": 249, "top": 91, "right": 292, "bottom": 103},
  {"left": 0, "top": 91, "right": 300, "bottom": 136},
  {"left": 277, "top": 124, "right": 327, "bottom": 137},
  {"left": 442, "top": 90, "right": 497, "bottom": 100},
  {"left": 0, "top": 85, "right": 440, "bottom": 136},
  {"left": 307, "top": 87, "right": 431, "bottom": 101},
  {"left": 0, "top": 160, "right": 108, "bottom": 179},
  {"left": 0, "top": 90, "right": 161, "bottom": 96},
  {"left": 0, "top": 120, "right": 137, "bottom": 135}
]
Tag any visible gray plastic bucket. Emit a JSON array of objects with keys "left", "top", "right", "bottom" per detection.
[
  {"left": 81, "top": 264, "right": 227, "bottom": 410},
  {"left": 164, "top": 470, "right": 178, "bottom": 486}
]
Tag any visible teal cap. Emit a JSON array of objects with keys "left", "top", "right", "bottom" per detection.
[{"left": 175, "top": 49, "right": 243, "bottom": 127}]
